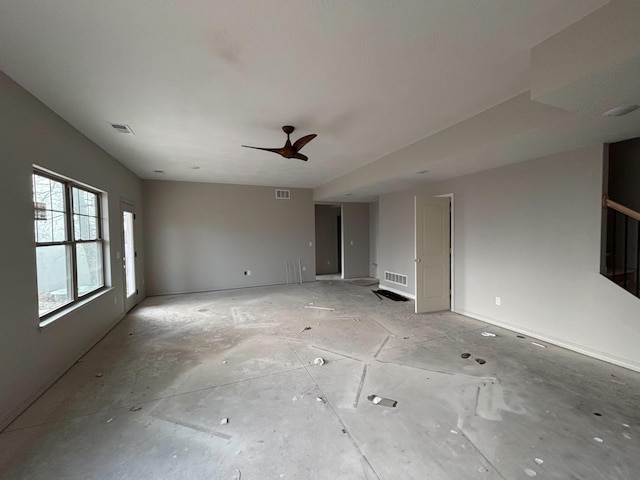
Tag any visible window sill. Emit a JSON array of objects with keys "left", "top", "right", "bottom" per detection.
[{"left": 39, "top": 288, "right": 114, "bottom": 331}]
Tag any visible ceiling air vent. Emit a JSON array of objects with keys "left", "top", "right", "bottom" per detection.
[
  {"left": 275, "top": 189, "right": 291, "bottom": 200},
  {"left": 109, "top": 123, "right": 134, "bottom": 135},
  {"left": 385, "top": 271, "right": 408, "bottom": 286}
]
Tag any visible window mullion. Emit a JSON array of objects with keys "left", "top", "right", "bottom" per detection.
[{"left": 66, "top": 183, "right": 78, "bottom": 301}]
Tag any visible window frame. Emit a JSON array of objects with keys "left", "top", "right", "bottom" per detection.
[{"left": 33, "top": 168, "right": 107, "bottom": 321}]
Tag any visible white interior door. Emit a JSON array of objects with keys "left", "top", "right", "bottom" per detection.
[
  {"left": 415, "top": 196, "right": 451, "bottom": 313},
  {"left": 121, "top": 202, "right": 138, "bottom": 312}
]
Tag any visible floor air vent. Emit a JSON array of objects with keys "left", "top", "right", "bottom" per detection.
[
  {"left": 385, "top": 271, "right": 408, "bottom": 286},
  {"left": 275, "top": 189, "right": 291, "bottom": 199}
]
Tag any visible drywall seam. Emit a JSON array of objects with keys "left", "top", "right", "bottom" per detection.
[
  {"left": 147, "top": 281, "right": 311, "bottom": 298},
  {"left": 456, "top": 308, "right": 640, "bottom": 373}
]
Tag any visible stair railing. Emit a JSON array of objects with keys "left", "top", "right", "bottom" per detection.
[{"left": 603, "top": 195, "right": 640, "bottom": 297}]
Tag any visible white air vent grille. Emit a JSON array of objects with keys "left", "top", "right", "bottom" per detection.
[
  {"left": 385, "top": 271, "right": 408, "bottom": 286},
  {"left": 275, "top": 189, "right": 291, "bottom": 200},
  {"left": 110, "top": 123, "right": 134, "bottom": 135}
]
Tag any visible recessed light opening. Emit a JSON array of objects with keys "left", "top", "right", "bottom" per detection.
[{"left": 603, "top": 105, "right": 639, "bottom": 117}]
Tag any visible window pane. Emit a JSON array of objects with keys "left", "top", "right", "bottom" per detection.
[
  {"left": 35, "top": 211, "right": 67, "bottom": 243},
  {"left": 35, "top": 216, "right": 53, "bottom": 243},
  {"left": 72, "top": 187, "right": 99, "bottom": 241},
  {"left": 52, "top": 212, "right": 67, "bottom": 242},
  {"left": 72, "top": 187, "right": 97, "bottom": 216},
  {"left": 33, "top": 174, "right": 65, "bottom": 212},
  {"left": 33, "top": 174, "right": 68, "bottom": 243},
  {"left": 74, "top": 215, "right": 98, "bottom": 240},
  {"left": 76, "top": 242, "right": 104, "bottom": 296},
  {"left": 36, "top": 245, "right": 72, "bottom": 315}
]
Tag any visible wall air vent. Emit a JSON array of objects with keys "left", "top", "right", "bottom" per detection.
[
  {"left": 109, "top": 123, "right": 134, "bottom": 135},
  {"left": 385, "top": 271, "right": 408, "bottom": 286},
  {"left": 275, "top": 189, "right": 291, "bottom": 200}
]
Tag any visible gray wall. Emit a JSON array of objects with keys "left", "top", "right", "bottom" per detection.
[
  {"left": 377, "top": 145, "right": 640, "bottom": 370},
  {"left": 315, "top": 205, "right": 341, "bottom": 275},
  {"left": 342, "top": 203, "right": 370, "bottom": 278},
  {"left": 143, "top": 181, "right": 315, "bottom": 294},
  {"left": 0, "top": 71, "right": 144, "bottom": 429}
]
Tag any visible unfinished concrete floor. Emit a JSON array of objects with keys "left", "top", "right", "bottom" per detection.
[{"left": 1, "top": 281, "right": 639, "bottom": 479}]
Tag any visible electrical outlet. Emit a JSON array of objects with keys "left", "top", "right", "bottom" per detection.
[
  {"left": 327, "top": 260, "right": 331, "bottom": 265},
  {"left": 302, "top": 266, "right": 306, "bottom": 271},
  {"left": 495, "top": 296, "right": 501, "bottom": 306},
  {"left": 309, "top": 241, "right": 313, "bottom": 247},
  {"left": 350, "top": 240, "right": 354, "bottom": 246}
]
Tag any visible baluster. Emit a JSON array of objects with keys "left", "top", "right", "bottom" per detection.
[
  {"left": 611, "top": 210, "right": 616, "bottom": 281},
  {"left": 624, "top": 215, "right": 628, "bottom": 290},
  {"left": 636, "top": 219, "right": 639, "bottom": 297}
]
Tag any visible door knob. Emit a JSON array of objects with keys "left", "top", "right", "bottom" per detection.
[{"left": 415, "top": 258, "right": 421, "bottom": 262}]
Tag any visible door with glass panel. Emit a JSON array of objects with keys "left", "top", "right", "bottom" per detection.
[{"left": 121, "top": 202, "right": 137, "bottom": 312}]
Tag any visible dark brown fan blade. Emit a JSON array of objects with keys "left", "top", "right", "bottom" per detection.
[
  {"left": 242, "top": 145, "right": 286, "bottom": 156},
  {"left": 293, "top": 152, "right": 308, "bottom": 161},
  {"left": 292, "top": 134, "right": 317, "bottom": 152}
]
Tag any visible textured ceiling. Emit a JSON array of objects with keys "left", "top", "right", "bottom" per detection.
[{"left": 0, "top": 0, "right": 613, "bottom": 191}]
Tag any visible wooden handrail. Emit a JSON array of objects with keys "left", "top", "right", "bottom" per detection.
[{"left": 603, "top": 195, "right": 640, "bottom": 222}]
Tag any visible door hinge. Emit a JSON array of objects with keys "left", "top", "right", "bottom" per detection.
[
  {"left": 136, "top": 289, "right": 139, "bottom": 295},
  {"left": 133, "top": 214, "right": 136, "bottom": 220},
  {"left": 134, "top": 251, "right": 138, "bottom": 258}
]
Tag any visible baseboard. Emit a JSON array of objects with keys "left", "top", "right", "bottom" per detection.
[
  {"left": 456, "top": 308, "right": 640, "bottom": 373},
  {"left": 148, "top": 280, "right": 317, "bottom": 297},
  {"left": 0, "top": 312, "right": 126, "bottom": 432},
  {"left": 378, "top": 283, "right": 416, "bottom": 300}
]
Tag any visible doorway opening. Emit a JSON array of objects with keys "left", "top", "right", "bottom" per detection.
[
  {"left": 121, "top": 201, "right": 138, "bottom": 312},
  {"left": 315, "top": 204, "right": 343, "bottom": 280}
]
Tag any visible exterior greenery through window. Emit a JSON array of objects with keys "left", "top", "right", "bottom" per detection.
[{"left": 32, "top": 170, "right": 105, "bottom": 318}]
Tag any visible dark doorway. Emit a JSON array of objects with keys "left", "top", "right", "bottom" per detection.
[
  {"left": 314, "top": 204, "right": 342, "bottom": 277},
  {"left": 337, "top": 214, "right": 342, "bottom": 272}
]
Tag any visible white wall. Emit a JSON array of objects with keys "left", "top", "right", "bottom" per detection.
[
  {"left": 342, "top": 203, "right": 370, "bottom": 278},
  {"left": 378, "top": 145, "right": 640, "bottom": 371},
  {"left": 143, "top": 181, "right": 315, "bottom": 295},
  {"left": 0, "top": 71, "right": 144, "bottom": 429}
]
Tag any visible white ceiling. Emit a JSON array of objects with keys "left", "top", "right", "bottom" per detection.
[{"left": 0, "top": 0, "right": 625, "bottom": 194}]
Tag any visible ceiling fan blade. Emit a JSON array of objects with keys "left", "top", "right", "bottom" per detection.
[
  {"left": 242, "top": 145, "right": 285, "bottom": 155},
  {"left": 292, "top": 134, "right": 317, "bottom": 151},
  {"left": 293, "top": 152, "right": 309, "bottom": 161}
]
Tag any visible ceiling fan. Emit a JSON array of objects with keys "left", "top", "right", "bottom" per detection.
[{"left": 242, "top": 126, "right": 317, "bottom": 161}]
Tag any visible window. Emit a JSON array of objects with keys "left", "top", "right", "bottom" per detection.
[{"left": 32, "top": 169, "right": 106, "bottom": 318}]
